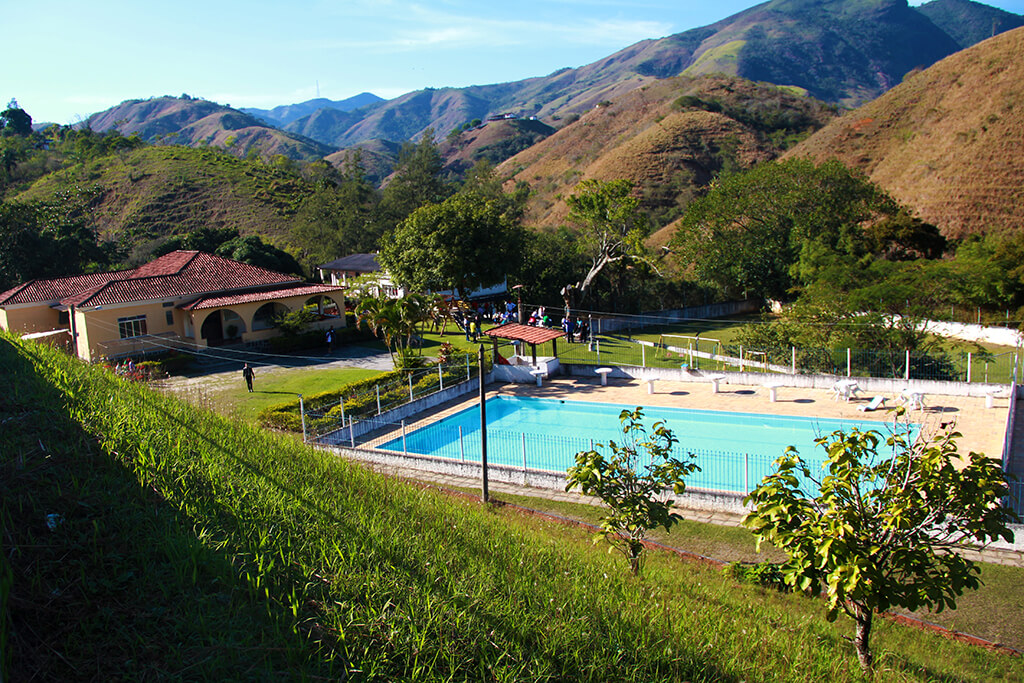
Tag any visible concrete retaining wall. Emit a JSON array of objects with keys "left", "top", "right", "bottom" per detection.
[
  {"left": 318, "top": 371, "right": 493, "bottom": 444},
  {"left": 326, "top": 443, "right": 750, "bottom": 514}
]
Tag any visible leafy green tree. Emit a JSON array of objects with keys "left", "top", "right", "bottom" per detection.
[
  {"left": 564, "top": 179, "right": 653, "bottom": 306},
  {"left": 565, "top": 408, "right": 699, "bottom": 577},
  {"left": 380, "top": 192, "right": 523, "bottom": 299},
  {"left": 1, "top": 100, "right": 32, "bottom": 137},
  {"left": 670, "top": 158, "right": 898, "bottom": 300},
  {"left": 293, "top": 152, "right": 383, "bottom": 268},
  {"left": 355, "top": 293, "right": 430, "bottom": 368},
  {"left": 744, "top": 426, "right": 1017, "bottom": 674},
  {"left": 215, "top": 235, "right": 303, "bottom": 276},
  {"left": 378, "top": 130, "right": 452, "bottom": 227}
]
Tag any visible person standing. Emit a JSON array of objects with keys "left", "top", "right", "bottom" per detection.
[
  {"left": 326, "top": 328, "right": 334, "bottom": 354},
  {"left": 242, "top": 363, "right": 255, "bottom": 392}
]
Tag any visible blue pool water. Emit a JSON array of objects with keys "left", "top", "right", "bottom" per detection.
[{"left": 380, "top": 396, "right": 916, "bottom": 494}]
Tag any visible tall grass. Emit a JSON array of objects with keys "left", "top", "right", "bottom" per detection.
[{"left": 3, "top": 334, "right": 1022, "bottom": 681}]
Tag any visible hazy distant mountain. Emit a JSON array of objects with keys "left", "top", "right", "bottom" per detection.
[
  {"left": 786, "top": 26, "right": 1024, "bottom": 238},
  {"left": 76, "top": 0, "right": 1022, "bottom": 158},
  {"left": 296, "top": 0, "right": 1021, "bottom": 145},
  {"left": 86, "top": 96, "right": 332, "bottom": 161},
  {"left": 915, "top": 0, "right": 1024, "bottom": 47},
  {"left": 241, "top": 93, "right": 384, "bottom": 127}
]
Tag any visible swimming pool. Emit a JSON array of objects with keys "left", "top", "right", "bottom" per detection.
[{"left": 379, "top": 396, "right": 916, "bottom": 494}]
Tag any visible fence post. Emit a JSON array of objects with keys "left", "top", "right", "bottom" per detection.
[
  {"left": 744, "top": 453, "right": 749, "bottom": 494},
  {"left": 641, "top": 343, "right": 646, "bottom": 368},
  {"left": 596, "top": 338, "right": 600, "bottom": 360},
  {"left": 459, "top": 425, "right": 465, "bottom": 461},
  {"left": 402, "top": 419, "right": 407, "bottom": 455},
  {"left": 847, "top": 348, "right": 851, "bottom": 378},
  {"left": 522, "top": 432, "right": 528, "bottom": 482},
  {"left": 299, "top": 394, "right": 307, "bottom": 443},
  {"left": 439, "top": 365, "right": 444, "bottom": 391},
  {"left": 339, "top": 397, "right": 345, "bottom": 426},
  {"left": 791, "top": 346, "right": 796, "bottom": 375},
  {"left": 409, "top": 374, "right": 414, "bottom": 402},
  {"left": 479, "top": 345, "right": 489, "bottom": 503},
  {"left": 966, "top": 352, "right": 972, "bottom": 383},
  {"left": 376, "top": 385, "right": 382, "bottom": 415},
  {"left": 740, "top": 345, "right": 744, "bottom": 372},
  {"left": 349, "top": 416, "right": 355, "bottom": 447},
  {"left": 466, "top": 353, "right": 471, "bottom": 382},
  {"left": 905, "top": 350, "right": 911, "bottom": 381}
]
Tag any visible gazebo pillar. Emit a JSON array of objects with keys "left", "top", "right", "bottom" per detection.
[{"left": 531, "top": 343, "right": 537, "bottom": 366}]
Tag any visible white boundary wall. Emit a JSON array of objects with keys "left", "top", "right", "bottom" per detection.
[{"left": 562, "top": 363, "right": 1011, "bottom": 399}]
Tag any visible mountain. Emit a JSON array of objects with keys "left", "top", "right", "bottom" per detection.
[
  {"left": 85, "top": 96, "right": 332, "bottom": 161},
  {"left": 273, "top": 0, "right": 1019, "bottom": 146},
  {"left": 322, "top": 139, "right": 404, "bottom": 184},
  {"left": 439, "top": 117, "right": 556, "bottom": 176},
  {"left": 915, "top": 0, "right": 1024, "bottom": 48},
  {"left": 241, "top": 92, "right": 384, "bottom": 127},
  {"left": 499, "top": 76, "right": 838, "bottom": 230},
  {"left": 18, "top": 145, "right": 314, "bottom": 254},
  {"left": 784, "top": 26, "right": 1024, "bottom": 238}
]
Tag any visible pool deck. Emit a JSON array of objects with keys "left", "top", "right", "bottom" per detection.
[
  {"left": 346, "top": 375, "right": 1024, "bottom": 566},
  {"left": 391, "top": 375, "right": 1009, "bottom": 463}
]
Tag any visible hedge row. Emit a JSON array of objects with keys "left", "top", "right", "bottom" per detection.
[{"left": 257, "top": 357, "right": 489, "bottom": 434}]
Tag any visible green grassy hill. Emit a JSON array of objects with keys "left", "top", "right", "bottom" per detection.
[
  {"left": 17, "top": 145, "right": 312, "bottom": 257},
  {"left": 4, "top": 334, "right": 1024, "bottom": 680}
]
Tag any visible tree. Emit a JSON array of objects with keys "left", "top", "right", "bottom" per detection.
[
  {"left": 355, "top": 293, "right": 430, "bottom": 368},
  {"left": 1, "top": 100, "right": 32, "bottom": 137},
  {"left": 379, "top": 192, "right": 522, "bottom": 299},
  {"left": 564, "top": 179, "right": 653, "bottom": 306},
  {"left": 565, "top": 408, "right": 699, "bottom": 577},
  {"left": 670, "top": 158, "right": 897, "bottom": 300},
  {"left": 378, "top": 130, "right": 452, "bottom": 226},
  {"left": 743, "top": 425, "right": 1017, "bottom": 674}
]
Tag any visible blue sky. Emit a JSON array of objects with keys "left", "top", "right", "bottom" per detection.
[{"left": 8, "top": 0, "right": 1024, "bottom": 125}]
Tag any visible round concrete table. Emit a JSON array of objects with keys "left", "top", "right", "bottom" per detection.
[{"left": 596, "top": 367, "right": 613, "bottom": 386}]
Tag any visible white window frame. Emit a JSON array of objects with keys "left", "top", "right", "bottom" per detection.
[{"left": 117, "top": 314, "right": 148, "bottom": 339}]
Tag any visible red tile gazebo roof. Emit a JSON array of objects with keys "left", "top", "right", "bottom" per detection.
[{"left": 482, "top": 323, "right": 565, "bottom": 345}]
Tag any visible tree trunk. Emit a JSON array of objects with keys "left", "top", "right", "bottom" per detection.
[
  {"left": 628, "top": 541, "right": 643, "bottom": 578},
  {"left": 854, "top": 607, "right": 873, "bottom": 675}
]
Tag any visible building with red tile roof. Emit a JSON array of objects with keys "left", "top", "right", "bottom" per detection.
[{"left": 0, "top": 251, "right": 346, "bottom": 361}]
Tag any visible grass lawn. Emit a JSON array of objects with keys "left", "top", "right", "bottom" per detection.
[
  {"left": 8, "top": 333, "right": 1024, "bottom": 681},
  {"left": 169, "top": 365, "right": 383, "bottom": 423},
  {"left": 482, "top": 487, "right": 1024, "bottom": 652}
]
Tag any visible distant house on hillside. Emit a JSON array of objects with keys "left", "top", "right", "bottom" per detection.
[
  {"left": 0, "top": 250, "right": 345, "bottom": 362},
  {"left": 318, "top": 252, "right": 507, "bottom": 302},
  {"left": 318, "top": 253, "right": 406, "bottom": 298}
]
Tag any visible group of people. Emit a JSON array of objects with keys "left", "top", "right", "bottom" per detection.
[
  {"left": 458, "top": 300, "right": 519, "bottom": 341},
  {"left": 526, "top": 306, "right": 590, "bottom": 343}
]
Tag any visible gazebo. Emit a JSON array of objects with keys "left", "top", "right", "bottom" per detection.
[{"left": 482, "top": 322, "right": 566, "bottom": 366}]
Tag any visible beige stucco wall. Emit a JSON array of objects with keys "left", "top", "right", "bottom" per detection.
[
  {"left": 75, "top": 300, "right": 187, "bottom": 362},
  {"left": 188, "top": 293, "right": 345, "bottom": 347},
  {"left": 72, "top": 292, "right": 345, "bottom": 362},
  {"left": 0, "top": 303, "right": 64, "bottom": 335}
]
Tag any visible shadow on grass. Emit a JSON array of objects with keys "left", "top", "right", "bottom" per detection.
[
  {"left": 138, "top": 381, "right": 750, "bottom": 681},
  {"left": 0, "top": 340, "right": 338, "bottom": 680}
]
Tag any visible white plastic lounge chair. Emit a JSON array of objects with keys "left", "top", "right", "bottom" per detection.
[{"left": 858, "top": 395, "right": 885, "bottom": 412}]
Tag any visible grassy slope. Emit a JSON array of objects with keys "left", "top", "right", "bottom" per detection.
[
  {"left": 785, "top": 26, "right": 1024, "bottom": 238},
  {"left": 4, "top": 334, "right": 1024, "bottom": 681},
  {"left": 18, "top": 145, "right": 310, "bottom": 253}
]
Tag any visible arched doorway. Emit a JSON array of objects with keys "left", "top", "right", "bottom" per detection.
[
  {"left": 200, "top": 309, "right": 247, "bottom": 346},
  {"left": 252, "top": 302, "right": 290, "bottom": 331},
  {"left": 304, "top": 295, "right": 343, "bottom": 319}
]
